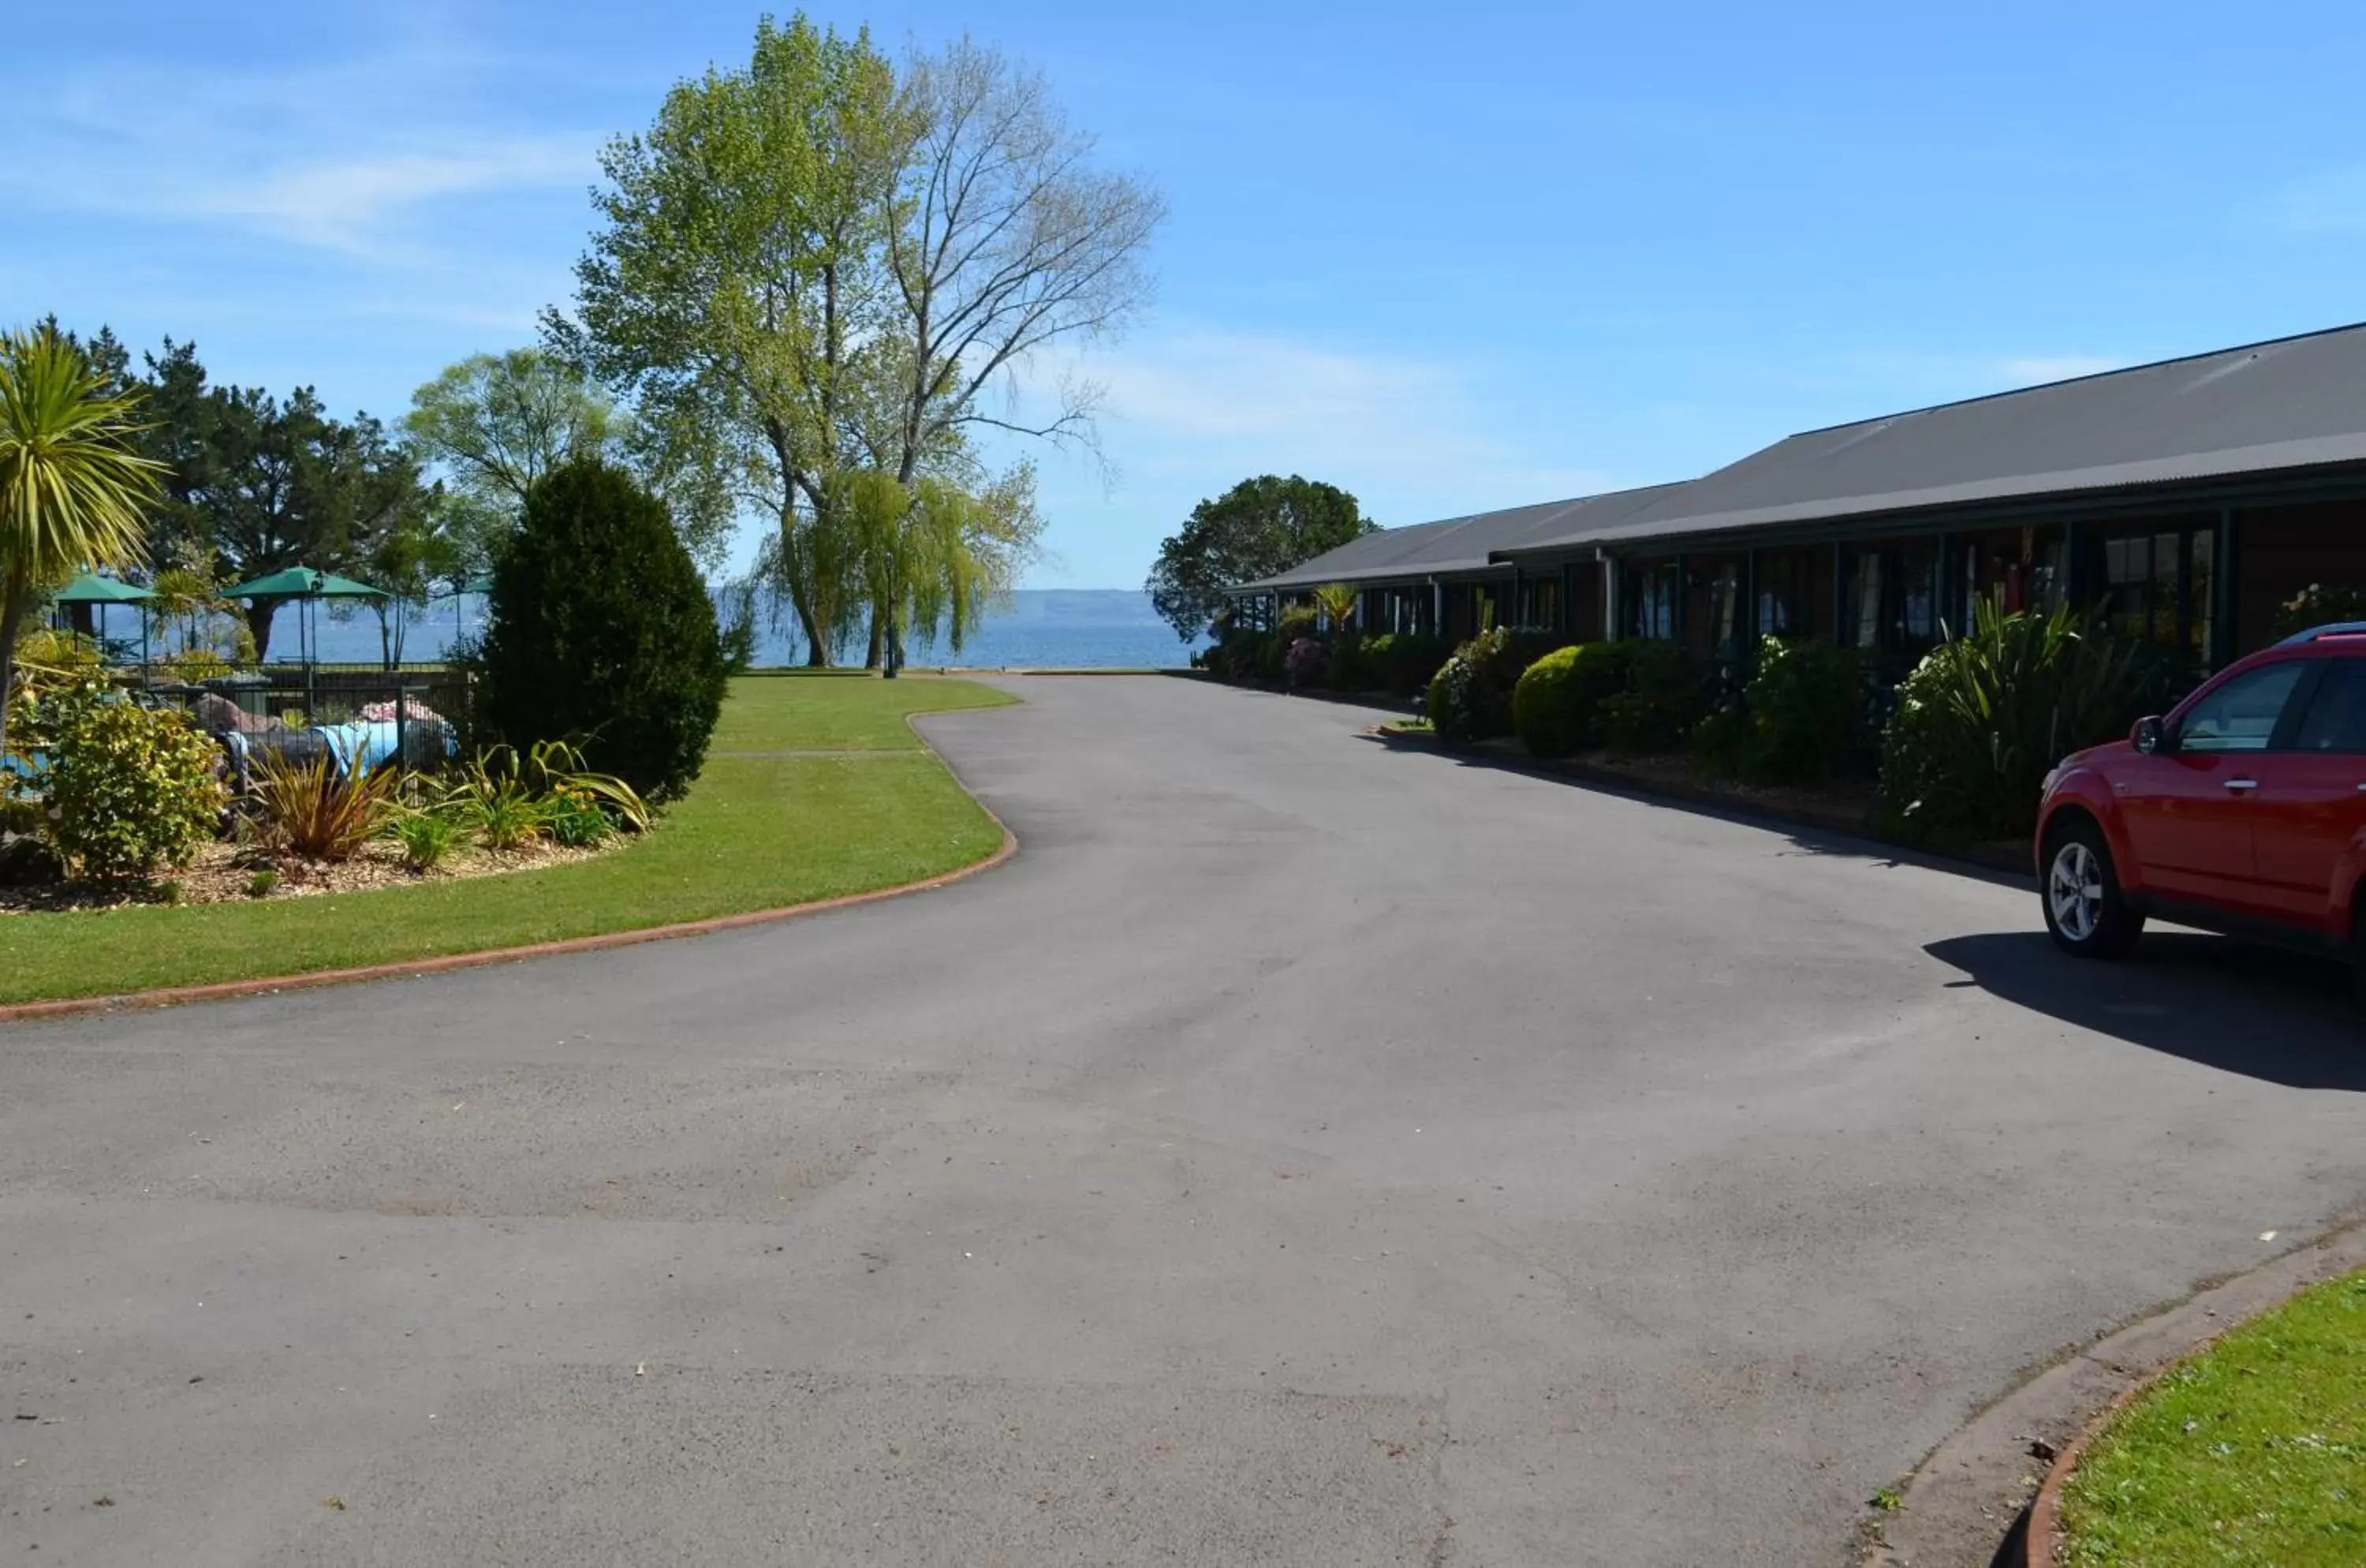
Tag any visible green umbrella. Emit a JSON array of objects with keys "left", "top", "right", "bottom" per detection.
[
  {"left": 430, "top": 572, "right": 495, "bottom": 651},
  {"left": 51, "top": 573, "right": 156, "bottom": 673},
  {"left": 53, "top": 572, "right": 157, "bottom": 605},
  {"left": 224, "top": 566, "right": 388, "bottom": 602},
  {"left": 224, "top": 566, "right": 393, "bottom": 704}
]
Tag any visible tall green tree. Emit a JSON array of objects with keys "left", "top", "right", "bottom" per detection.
[
  {"left": 840, "top": 461, "right": 1040, "bottom": 674},
  {"left": 478, "top": 458, "right": 726, "bottom": 801},
  {"left": 401, "top": 349, "right": 617, "bottom": 572},
  {"left": 1146, "top": 476, "right": 1376, "bottom": 641},
  {"left": 0, "top": 327, "right": 166, "bottom": 764},
  {"left": 552, "top": 13, "right": 899, "bottom": 665},
  {"left": 399, "top": 349, "right": 743, "bottom": 581},
  {"left": 133, "top": 341, "right": 431, "bottom": 659}
]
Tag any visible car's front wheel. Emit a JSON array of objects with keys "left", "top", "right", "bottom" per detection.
[{"left": 2043, "top": 819, "right": 2144, "bottom": 958}]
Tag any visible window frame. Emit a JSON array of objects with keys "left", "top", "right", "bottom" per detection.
[
  {"left": 2169, "top": 657, "right": 2316, "bottom": 756},
  {"left": 2289, "top": 657, "right": 2366, "bottom": 756}
]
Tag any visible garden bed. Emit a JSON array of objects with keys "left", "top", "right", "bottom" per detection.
[
  {"left": 0, "top": 675, "right": 1016, "bottom": 1006},
  {"left": 0, "top": 832, "right": 609, "bottom": 913}
]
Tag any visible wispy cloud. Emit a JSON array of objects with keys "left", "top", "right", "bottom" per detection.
[
  {"left": 177, "top": 138, "right": 598, "bottom": 256},
  {"left": 1073, "top": 327, "right": 1615, "bottom": 518},
  {"left": 1, "top": 35, "right": 597, "bottom": 267}
]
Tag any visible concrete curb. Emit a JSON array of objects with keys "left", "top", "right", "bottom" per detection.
[
  {"left": 1863, "top": 1215, "right": 2366, "bottom": 1567},
  {"left": 0, "top": 713, "right": 1019, "bottom": 1029}
]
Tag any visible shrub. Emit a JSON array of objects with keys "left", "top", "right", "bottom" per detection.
[
  {"left": 1426, "top": 629, "right": 1569, "bottom": 746},
  {"left": 1599, "top": 641, "right": 1705, "bottom": 755},
  {"left": 249, "top": 752, "right": 398, "bottom": 862},
  {"left": 1687, "top": 704, "right": 1757, "bottom": 779},
  {"left": 441, "top": 750, "right": 549, "bottom": 852},
  {"left": 1692, "top": 637, "right": 1868, "bottom": 785},
  {"left": 387, "top": 808, "right": 464, "bottom": 872},
  {"left": 1370, "top": 633, "right": 1454, "bottom": 696},
  {"left": 435, "top": 740, "right": 649, "bottom": 854},
  {"left": 1256, "top": 633, "right": 1286, "bottom": 683},
  {"left": 2270, "top": 583, "right": 2366, "bottom": 640},
  {"left": 1513, "top": 642, "right": 1635, "bottom": 759},
  {"left": 547, "top": 786, "right": 617, "bottom": 847},
  {"left": 45, "top": 693, "right": 225, "bottom": 882},
  {"left": 1285, "top": 636, "right": 1328, "bottom": 686},
  {"left": 1210, "top": 623, "right": 1266, "bottom": 681},
  {"left": 1278, "top": 603, "right": 1319, "bottom": 644},
  {"left": 478, "top": 457, "right": 726, "bottom": 802},
  {"left": 1325, "top": 633, "right": 1373, "bottom": 691},
  {"left": 1874, "top": 598, "right": 2189, "bottom": 846}
]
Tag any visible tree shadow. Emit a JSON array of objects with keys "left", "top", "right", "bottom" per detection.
[{"left": 1926, "top": 929, "right": 2366, "bottom": 1090}]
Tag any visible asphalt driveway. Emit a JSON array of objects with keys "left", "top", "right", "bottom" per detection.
[{"left": 5, "top": 676, "right": 2363, "bottom": 1565}]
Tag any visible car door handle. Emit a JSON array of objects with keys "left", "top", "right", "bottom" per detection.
[{"left": 2223, "top": 778, "right": 2258, "bottom": 792}]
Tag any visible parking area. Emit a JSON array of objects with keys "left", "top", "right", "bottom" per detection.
[{"left": 3, "top": 675, "right": 2360, "bottom": 1566}]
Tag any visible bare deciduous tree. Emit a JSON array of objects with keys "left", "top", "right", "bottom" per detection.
[{"left": 879, "top": 39, "right": 1166, "bottom": 489}]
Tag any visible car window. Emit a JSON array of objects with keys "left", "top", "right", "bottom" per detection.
[
  {"left": 2294, "top": 659, "right": 2366, "bottom": 752},
  {"left": 2176, "top": 661, "right": 2308, "bottom": 753}
]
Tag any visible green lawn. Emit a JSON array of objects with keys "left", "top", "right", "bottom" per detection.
[
  {"left": 2060, "top": 1267, "right": 2366, "bottom": 1566},
  {"left": 0, "top": 674, "right": 1017, "bottom": 1006}
]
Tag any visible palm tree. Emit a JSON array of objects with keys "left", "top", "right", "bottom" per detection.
[
  {"left": 1312, "top": 581, "right": 1360, "bottom": 635},
  {"left": 0, "top": 327, "right": 164, "bottom": 763}
]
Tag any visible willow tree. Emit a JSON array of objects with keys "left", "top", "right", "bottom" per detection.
[
  {"left": 0, "top": 327, "right": 166, "bottom": 763},
  {"left": 838, "top": 461, "right": 1039, "bottom": 675},
  {"left": 552, "top": 13, "right": 901, "bottom": 664}
]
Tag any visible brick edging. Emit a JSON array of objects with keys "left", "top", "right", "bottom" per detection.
[
  {"left": 2018, "top": 1226, "right": 2366, "bottom": 1567},
  {"left": 1862, "top": 1215, "right": 2366, "bottom": 1567},
  {"left": 0, "top": 714, "right": 1018, "bottom": 1028}
]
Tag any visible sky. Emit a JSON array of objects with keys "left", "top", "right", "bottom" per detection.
[{"left": 6, "top": 2, "right": 2365, "bottom": 588}]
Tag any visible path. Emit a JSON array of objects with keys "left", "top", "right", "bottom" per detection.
[{"left": 5, "top": 676, "right": 2362, "bottom": 1565}]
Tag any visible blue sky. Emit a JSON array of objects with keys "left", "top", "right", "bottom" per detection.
[{"left": 7, "top": 2, "right": 2364, "bottom": 588}]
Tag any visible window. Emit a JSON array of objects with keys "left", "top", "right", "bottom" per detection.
[
  {"left": 2294, "top": 660, "right": 2366, "bottom": 753},
  {"left": 2100, "top": 525, "right": 2213, "bottom": 663},
  {"left": 1628, "top": 563, "right": 1676, "bottom": 640},
  {"left": 1842, "top": 543, "right": 1937, "bottom": 655},
  {"left": 1756, "top": 551, "right": 1809, "bottom": 637},
  {"left": 1849, "top": 552, "right": 1882, "bottom": 648},
  {"left": 1706, "top": 562, "right": 1740, "bottom": 655},
  {"left": 2176, "top": 662, "right": 2308, "bottom": 752}
]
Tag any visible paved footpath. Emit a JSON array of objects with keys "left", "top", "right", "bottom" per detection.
[{"left": 6, "top": 677, "right": 2363, "bottom": 1566}]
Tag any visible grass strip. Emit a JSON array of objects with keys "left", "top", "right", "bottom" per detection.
[{"left": 2059, "top": 1266, "right": 2365, "bottom": 1566}]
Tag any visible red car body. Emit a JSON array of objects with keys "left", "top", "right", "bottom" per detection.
[{"left": 2036, "top": 625, "right": 2366, "bottom": 956}]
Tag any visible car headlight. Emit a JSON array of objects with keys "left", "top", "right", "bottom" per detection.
[{"left": 2039, "top": 766, "right": 2062, "bottom": 797}]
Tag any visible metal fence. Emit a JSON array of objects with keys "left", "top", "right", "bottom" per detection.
[{"left": 140, "top": 663, "right": 472, "bottom": 783}]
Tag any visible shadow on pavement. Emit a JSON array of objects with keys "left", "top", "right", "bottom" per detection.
[
  {"left": 1357, "top": 730, "right": 2033, "bottom": 893},
  {"left": 1927, "top": 929, "right": 2366, "bottom": 1090}
]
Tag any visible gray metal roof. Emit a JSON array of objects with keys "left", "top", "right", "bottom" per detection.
[
  {"left": 1504, "top": 321, "right": 2366, "bottom": 558},
  {"left": 1237, "top": 482, "right": 1689, "bottom": 591}
]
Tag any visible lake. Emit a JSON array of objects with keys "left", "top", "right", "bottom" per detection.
[{"left": 285, "top": 588, "right": 1210, "bottom": 670}]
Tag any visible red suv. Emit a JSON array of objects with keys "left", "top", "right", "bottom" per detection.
[{"left": 2036, "top": 622, "right": 2366, "bottom": 970}]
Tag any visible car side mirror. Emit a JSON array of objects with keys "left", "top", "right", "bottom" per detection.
[{"left": 2133, "top": 715, "right": 2164, "bottom": 755}]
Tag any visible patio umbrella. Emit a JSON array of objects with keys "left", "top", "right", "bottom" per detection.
[
  {"left": 224, "top": 566, "right": 390, "bottom": 714},
  {"left": 430, "top": 571, "right": 496, "bottom": 651},
  {"left": 52, "top": 572, "right": 157, "bottom": 674}
]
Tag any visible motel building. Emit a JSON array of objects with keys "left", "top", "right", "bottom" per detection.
[{"left": 1228, "top": 322, "right": 2366, "bottom": 681}]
